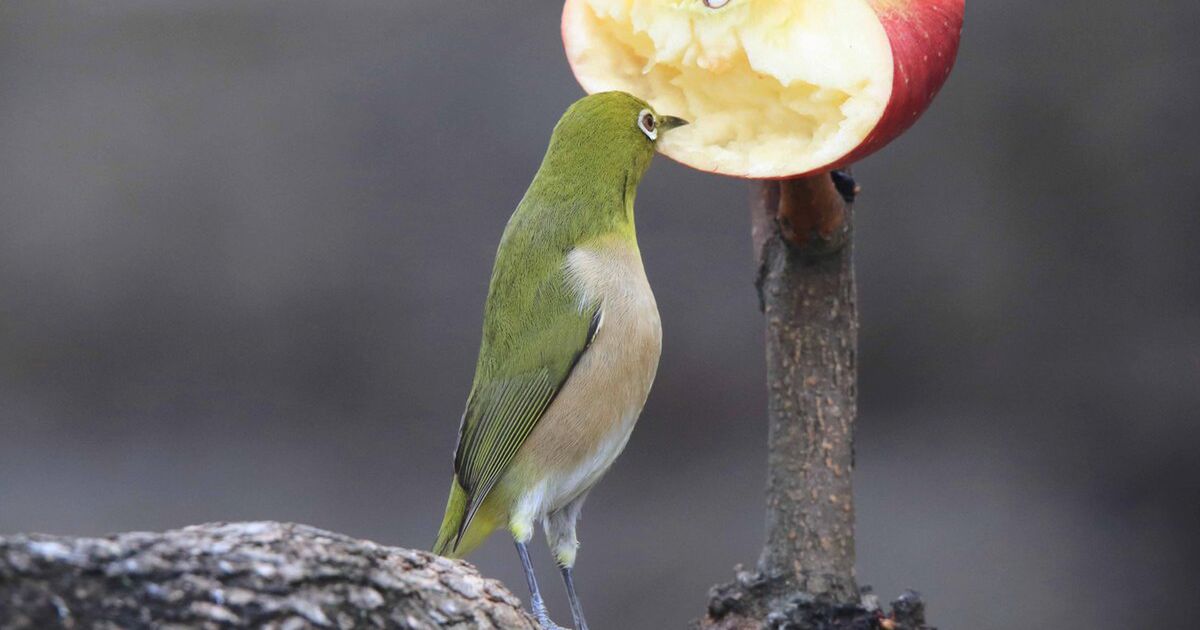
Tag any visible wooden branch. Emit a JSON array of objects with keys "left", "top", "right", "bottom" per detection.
[
  {"left": 0, "top": 522, "right": 536, "bottom": 629},
  {"left": 756, "top": 173, "right": 858, "bottom": 599},
  {"left": 760, "top": 176, "right": 851, "bottom": 256},
  {"left": 698, "top": 173, "right": 930, "bottom": 629}
]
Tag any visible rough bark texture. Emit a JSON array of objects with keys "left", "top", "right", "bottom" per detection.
[
  {"left": 0, "top": 521, "right": 536, "bottom": 630},
  {"left": 755, "top": 175, "right": 859, "bottom": 600},
  {"left": 697, "top": 173, "right": 933, "bottom": 630}
]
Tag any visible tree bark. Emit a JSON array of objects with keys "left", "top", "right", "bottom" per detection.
[
  {"left": 0, "top": 521, "right": 536, "bottom": 630},
  {"left": 755, "top": 175, "right": 859, "bottom": 602},
  {"left": 697, "top": 173, "right": 931, "bottom": 630}
]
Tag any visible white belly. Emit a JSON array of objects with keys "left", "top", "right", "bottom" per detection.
[{"left": 507, "top": 238, "right": 661, "bottom": 528}]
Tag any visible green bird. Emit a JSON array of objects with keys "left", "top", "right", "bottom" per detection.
[{"left": 433, "top": 91, "right": 687, "bottom": 629}]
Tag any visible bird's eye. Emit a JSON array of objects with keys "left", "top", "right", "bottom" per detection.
[
  {"left": 703, "top": 0, "right": 730, "bottom": 8},
  {"left": 637, "top": 109, "right": 657, "bottom": 140}
]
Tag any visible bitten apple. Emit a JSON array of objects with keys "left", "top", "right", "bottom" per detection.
[{"left": 563, "top": 0, "right": 964, "bottom": 178}]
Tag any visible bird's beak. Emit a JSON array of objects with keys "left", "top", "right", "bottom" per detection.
[{"left": 658, "top": 115, "right": 689, "bottom": 133}]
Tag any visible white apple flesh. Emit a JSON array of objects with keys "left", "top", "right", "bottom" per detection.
[{"left": 562, "top": 0, "right": 965, "bottom": 178}]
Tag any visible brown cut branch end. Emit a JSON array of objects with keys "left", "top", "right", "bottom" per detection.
[{"left": 755, "top": 171, "right": 856, "bottom": 262}]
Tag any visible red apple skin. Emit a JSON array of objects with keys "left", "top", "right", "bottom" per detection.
[
  {"left": 561, "top": 0, "right": 965, "bottom": 179},
  {"left": 832, "top": 0, "right": 965, "bottom": 172}
]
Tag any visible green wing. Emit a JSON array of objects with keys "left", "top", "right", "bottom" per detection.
[{"left": 451, "top": 232, "right": 601, "bottom": 546}]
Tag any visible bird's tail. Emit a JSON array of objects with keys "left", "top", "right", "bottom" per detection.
[{"left": 433, "top": 477, "right": 500, "bottom": 558}]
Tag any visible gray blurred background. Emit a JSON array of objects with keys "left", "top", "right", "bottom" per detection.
[{"left": 2, "top": 1, "right": 1197, "bottom": 628}]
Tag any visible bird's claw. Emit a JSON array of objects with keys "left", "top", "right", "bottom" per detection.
[{"left": 530, "top": 595, "right": 569, "bottom": 630}]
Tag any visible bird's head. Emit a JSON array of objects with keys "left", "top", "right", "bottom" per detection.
[{"left": 544, "top": 91, "right": 688, "bottom": 181}]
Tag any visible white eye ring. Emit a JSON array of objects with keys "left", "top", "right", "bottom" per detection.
[
  {"left": 704, "top": 0, "right": 730, "bottom": 8},
  {"left": 637, "top": 109, "right": 657, "bottom": 140}
]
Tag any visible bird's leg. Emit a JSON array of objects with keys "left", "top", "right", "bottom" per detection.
[
  {"left": 545, "top": 495, "right": 588, "bottom": 630},
  {"left": 515, "top": 541, "right": 565, "bottom": 630},
  {"left": 559, "top": 565, "right": 589, "bottom": 630}
]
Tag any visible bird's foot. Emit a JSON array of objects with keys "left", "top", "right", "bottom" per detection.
[
  {"left": 530, "top": 593, "right": 569, "bottom": 630},
  {"left": 536, "top": 617, "right": 569, "bottom": 630}
]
